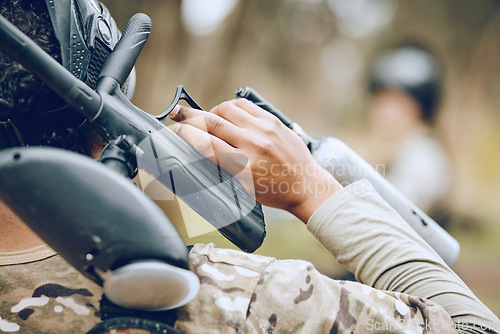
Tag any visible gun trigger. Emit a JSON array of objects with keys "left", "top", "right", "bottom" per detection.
[{"left": 157, "top": 85, "right": 204, "bottom": 123}]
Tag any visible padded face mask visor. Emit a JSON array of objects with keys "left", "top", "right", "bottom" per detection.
[
  {"left": 45, "top": 0, "right": 136, "bottom": 97},
  {"left": 0, "top": 0, "right": 137, "bottom": 149},
  {"left": 47, "top": 0, "right": 121, "bottom": 90}
]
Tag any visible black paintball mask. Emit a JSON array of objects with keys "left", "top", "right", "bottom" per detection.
[
  {"left": 0, "top": 0, "right": 135, "bottom": 148},
  {"left": 46, "top": 0, "right": 135, "bottom": 95}
]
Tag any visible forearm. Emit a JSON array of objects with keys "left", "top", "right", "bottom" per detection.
[{"left": 307, "top": 179, "right": 499, "bottom": 333}]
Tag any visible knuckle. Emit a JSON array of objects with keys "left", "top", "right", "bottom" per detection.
[
  {"left": 208, "top": 115, "right": 225, "bottom": 132},
  {"left": 268, "top": 115, "right": 283, "bottom": 128},
  {"left": 213, "top": 101, "right": 234, "bottom": 116},
  {"left": 255, "top": 138, "right": 273, "bottom": 155},
  {"left": 195, "top": 139, "right": 214, "bottom": 156},
  {"left": 234, "top": 98, "right": 253, "bottom": 109},
  {"left": 261, "top": 121, "right": 279, "bottom": 137}
]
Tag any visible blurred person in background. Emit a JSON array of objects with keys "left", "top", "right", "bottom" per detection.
[{"left": 367, "top": 43, "right": 451, "bottom": 226}]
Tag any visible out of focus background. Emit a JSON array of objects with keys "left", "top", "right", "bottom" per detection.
[{"left": 104, "top": 0, "right": 500, "bottom": 315}]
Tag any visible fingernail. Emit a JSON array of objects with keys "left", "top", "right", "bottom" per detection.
[
  {"left": 169, "top": 105, "right": 181, "bottom": 118},
  {"left": 171, "top": 122, "right": 181, "bottom": 134}
]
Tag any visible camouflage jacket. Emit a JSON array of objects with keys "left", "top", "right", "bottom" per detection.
[
  {"left": 174, "top": 243, "right": 455, "bottom": 333},
  {"left": 1, "top": 180, "right": 498, "bottom": 333},
  {"left": 0, "top": 244, "right": 456, "bottom": 334}
]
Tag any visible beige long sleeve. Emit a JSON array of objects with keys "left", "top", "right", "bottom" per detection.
[{"left": 307, "top": 179, "right": 499, "bottom": 333}]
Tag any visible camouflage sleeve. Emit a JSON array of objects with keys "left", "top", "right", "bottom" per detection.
[
  {"left": 174, "top": 243, "right": 456, "bottom": 333},
  {"left": 307, "top": 179, "right": 500, "bottom": 334}
]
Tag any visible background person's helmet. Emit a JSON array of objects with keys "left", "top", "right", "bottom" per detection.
[{"left": 369, "top": 43, "right": 442, "bottom": 124}]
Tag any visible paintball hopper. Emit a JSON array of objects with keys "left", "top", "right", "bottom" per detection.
[{"left": 0, "top": 147, "right": 199, "bottom": 311}]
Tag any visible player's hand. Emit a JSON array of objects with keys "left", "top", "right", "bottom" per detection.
[{"left": 169, "top": 99, "right": 342, "bottom": 223}]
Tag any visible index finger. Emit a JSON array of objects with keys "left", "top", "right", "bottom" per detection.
[
  {"left": 213, "top": 98, "right": 276, "bottom": 121},
  {"left": 206, "top": 99, "right": 257, "bottom": 127},
  {"left": 170, "top": 105, "right": 243, "bottom": 148}
]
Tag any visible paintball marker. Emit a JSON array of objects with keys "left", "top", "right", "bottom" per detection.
[
  {"left": 236, "top": 86, "right": 460, "bottom": 266},
  {"left": 0, "top": 13, "right": 266, "bottom": 253}
]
